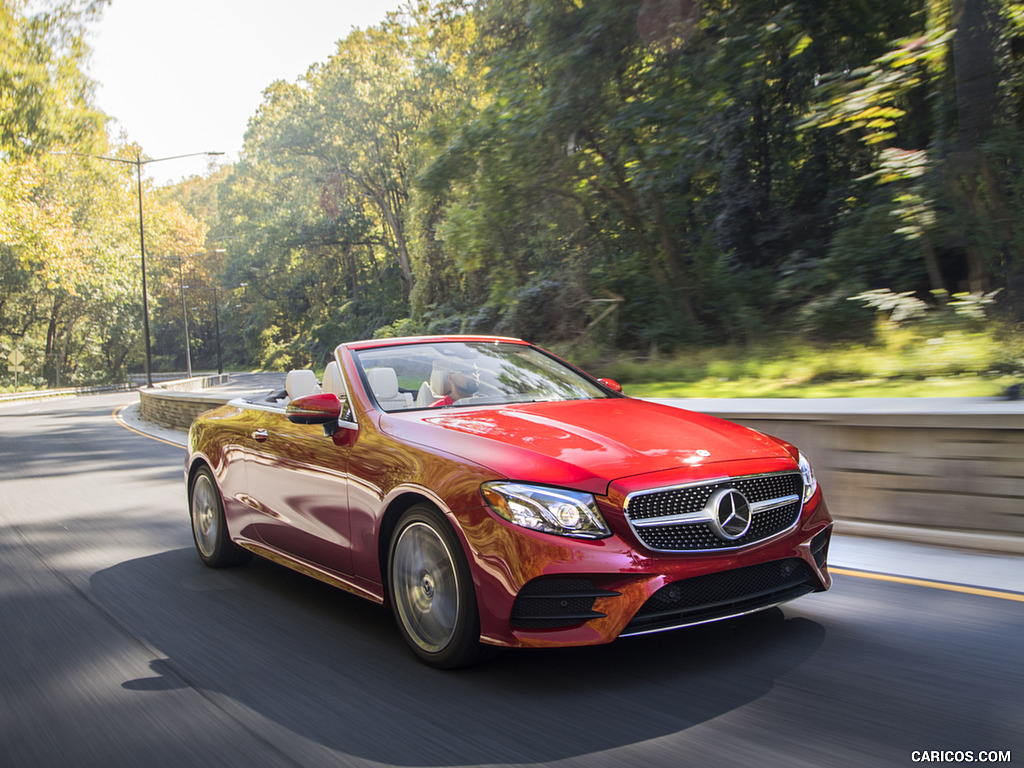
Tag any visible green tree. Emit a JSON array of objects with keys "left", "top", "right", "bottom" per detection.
[
  {"left": 1, "top": 0, "right": 212, "bottom": 386},
  {"left": 804, "top": 0, "right": 1024, "bottom": 324},
  {"left": 216, "top": 1, "right": 479, "bottom": 366},
  {"left": 104, "top": 0, "right": 1024, "bottom": 366}
]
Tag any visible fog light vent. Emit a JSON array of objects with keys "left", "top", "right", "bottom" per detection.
[
  {"left": 511, "top": 578, "right": 619, "bottom": 630},
  {"left": 810, "top": 527, "right": 831, "bottom": 568}
]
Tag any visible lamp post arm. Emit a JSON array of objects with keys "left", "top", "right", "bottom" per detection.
[{"left": 54, "top": 150, "right": 223, "bottom": 167}]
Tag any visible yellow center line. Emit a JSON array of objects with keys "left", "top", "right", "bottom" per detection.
[
  {"left": 830, "top": 566, "right": 1024, "bottom": 603},
  {"left": 111, "top": 403, "right": 186, "bottom": 450}
]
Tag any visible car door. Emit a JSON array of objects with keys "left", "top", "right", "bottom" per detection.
[{"left": 245, "top": 406, "right": 354, "bottom": 576}]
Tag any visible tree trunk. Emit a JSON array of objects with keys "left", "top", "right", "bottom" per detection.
[
  {"left": 947, "top": 0, "right": 1001, "bottom": 292},
  {"left": 583, "top": 132, "right": 697, "bottom": 326},
  {"left": 44, "top": 295, "right": 62, "bottom": 386},
  {"left": 378, "top": 192, "right": 415, "bottom": 296},
  {"left": 952, "top": 0, "right": 999, "bottom": 152}
]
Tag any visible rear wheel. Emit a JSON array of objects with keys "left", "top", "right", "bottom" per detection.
[
  {"left": 387, "top": 504, "right": 489, "bottom": 669},
  {"left": 189, "top": 467, "right": 251, "bottom": 568}
]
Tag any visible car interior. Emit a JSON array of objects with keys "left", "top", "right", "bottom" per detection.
[{"left": 249, "top": 361, "right": 440, "bottom": 411}]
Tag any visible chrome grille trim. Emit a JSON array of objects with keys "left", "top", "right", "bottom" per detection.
[
  {"left": 631, "top": 494, "right": 800, "bottom": 528},
  {"left": 618, "top": 600, "right": 789, "bottom": 638},
  {"left": 623, "top": 471, "right": 804, "bottom": 552}
]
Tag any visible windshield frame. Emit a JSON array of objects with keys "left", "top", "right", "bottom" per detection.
[{"left": 349, "top": 339, "right": 622, "bottom": 413}]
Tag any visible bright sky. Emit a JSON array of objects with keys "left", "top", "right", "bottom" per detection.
[{"left": 85, "top": 0, "right": 405, "bottom": 185}]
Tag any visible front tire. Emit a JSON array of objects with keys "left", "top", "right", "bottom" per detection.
[
  {"left": 387, "top": 504, "right": 488, "bottom": 669},
  {"left": 189, "top": 466, "right": 251, "bottom": 568}
]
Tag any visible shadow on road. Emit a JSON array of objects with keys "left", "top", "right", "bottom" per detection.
[{"left": 91, "top": 549, "right": 826, "bottom": 766}]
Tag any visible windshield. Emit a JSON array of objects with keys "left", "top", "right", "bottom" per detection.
[{"left": 350, "top": 341, "right": 612, "bottom": 412}]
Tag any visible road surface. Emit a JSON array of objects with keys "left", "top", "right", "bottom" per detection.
[{"left": 1, "top": 392, "right": 1020, "bottom": 767}]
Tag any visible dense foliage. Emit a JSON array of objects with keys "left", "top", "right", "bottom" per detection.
[
  {"left": 4, "top": 0, "right": 1024, "bottom": 384},
  {"left": 0, "top": 0, "right": 211, "bottom": 386},
  {"left": 207, "top": 0, "right": 1024, "bottom": 370}
]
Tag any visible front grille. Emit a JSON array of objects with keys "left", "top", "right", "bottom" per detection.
[
  {"left": 511, "top": 578, "right": 620, "bottom": 630},
  {"left": 622, "top": 558, "right": 818, "bottom": 636},
  {"left": 624, "top": 472, "right": 803, "bottom": 552}
]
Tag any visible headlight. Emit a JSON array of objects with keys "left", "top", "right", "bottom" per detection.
[
  {"left": 481, "top": 482, "right": 611, "bottom": 539},
  {"left": 798, "top": 452, "right": 818, "bottom": 503}
]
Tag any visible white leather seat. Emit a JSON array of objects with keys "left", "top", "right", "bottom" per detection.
[
  {"left": 367, "top": 367, "right": 413, "bottom": 410},
  {"left": 322, "top": 361, "right": 345, "bottom": 396},
  {"left": 416, "top": 381, "right": 435, "bottom": 406},
  {"left": 285, "top": 369, "right": 321, "bottom": 400}
]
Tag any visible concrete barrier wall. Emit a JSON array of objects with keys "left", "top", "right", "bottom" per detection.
[
  {"left": 656, "top": 399, "right": 1024, "bottom": 555},
  {"left": 139, "top": 384, "right": 1024, "bottom": 554}
]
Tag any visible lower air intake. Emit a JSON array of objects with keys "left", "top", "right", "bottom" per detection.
[
  {"left": 622, "top": 558, "right": 819, "bottom": 637},
  {"left": 511, "top": 578, "right": 620, "bottom": 630}
]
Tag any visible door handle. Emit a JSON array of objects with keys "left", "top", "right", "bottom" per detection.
[{"left": 251, "top": 429, "right": 269, "bottom": 443}]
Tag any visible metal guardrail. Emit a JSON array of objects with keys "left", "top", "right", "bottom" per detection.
[
  {"left": 128, "top": 372, "right": 220, "bottom": 385},
  {"left": 1, "top": 373, "right": 229, "bottom": 403},
  {"left": 0, "top": 373, "right": 229, "bottom": 402},
  {"left": 0, "top": 382, "right": 136, "bottom": 403}
]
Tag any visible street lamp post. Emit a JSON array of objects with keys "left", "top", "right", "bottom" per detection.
[
  {"left": 212, "top": 285, "right": 222, "bottom": 375},
  {"left": 211, "top": 280, "right": 245, "bottom": 376},
  {"left": 180, "top": 249, "right": 228, "bottom": 377},
  {"left": 178, "top": 255, "right": 193, "bottom": 379},
  {"left": 220, "top": 282, "right": 248, "bottom": 374},
  {"left": 54, "top": 150, "right": 223, "bottom": 386}
]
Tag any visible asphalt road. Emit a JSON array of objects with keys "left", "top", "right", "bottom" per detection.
[{"left": 1, "top": 393, "right": 1021, "bottom": 768}]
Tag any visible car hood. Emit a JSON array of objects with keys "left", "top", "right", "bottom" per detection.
[{"left": 381, "top": 398, "right": 795, "bottom": 496}]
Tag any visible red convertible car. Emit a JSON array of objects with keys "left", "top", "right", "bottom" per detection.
[{"left": 186, "top": 336, "right": 832, "bottom": 668}]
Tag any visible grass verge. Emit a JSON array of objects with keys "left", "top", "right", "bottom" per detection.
[{"left": 581, "top": 327, "right": 1023, "bottom": 399}]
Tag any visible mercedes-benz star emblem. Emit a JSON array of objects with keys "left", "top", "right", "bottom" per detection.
[{"left": 706, "top": 488, "right": 752, "bottom": 541}]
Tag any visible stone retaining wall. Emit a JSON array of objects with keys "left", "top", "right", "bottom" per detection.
[
  {"left": 659, "top": 400, "right": 1024, "bottom": 555},
  {"left": 138, "top": 375, "right": 231, "bottom": 430}
]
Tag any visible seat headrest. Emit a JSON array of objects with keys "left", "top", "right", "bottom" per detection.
[
  {"left": 430, "top": 367, "right": 447, "bottom": 395},
  {"left": 367, "top": 367, "right": 400, "bottom": 400},
  {"left": 285, "top": 369, "right": 321, "bottom": 400},
  {"left": 322, "top": 361, "right": 345, "bottom": 396}
]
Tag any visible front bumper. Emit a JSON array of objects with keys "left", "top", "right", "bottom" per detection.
[{"left": 463, "top": 488, "right": 833, "bottom": 649}]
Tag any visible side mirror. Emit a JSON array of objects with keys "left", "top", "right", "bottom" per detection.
[
  {"left": 286, "top": 393, "right": 342, "bottom": 425},
  {"left": 598, "top": 378, "right": 623, "bottom": 394}
]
